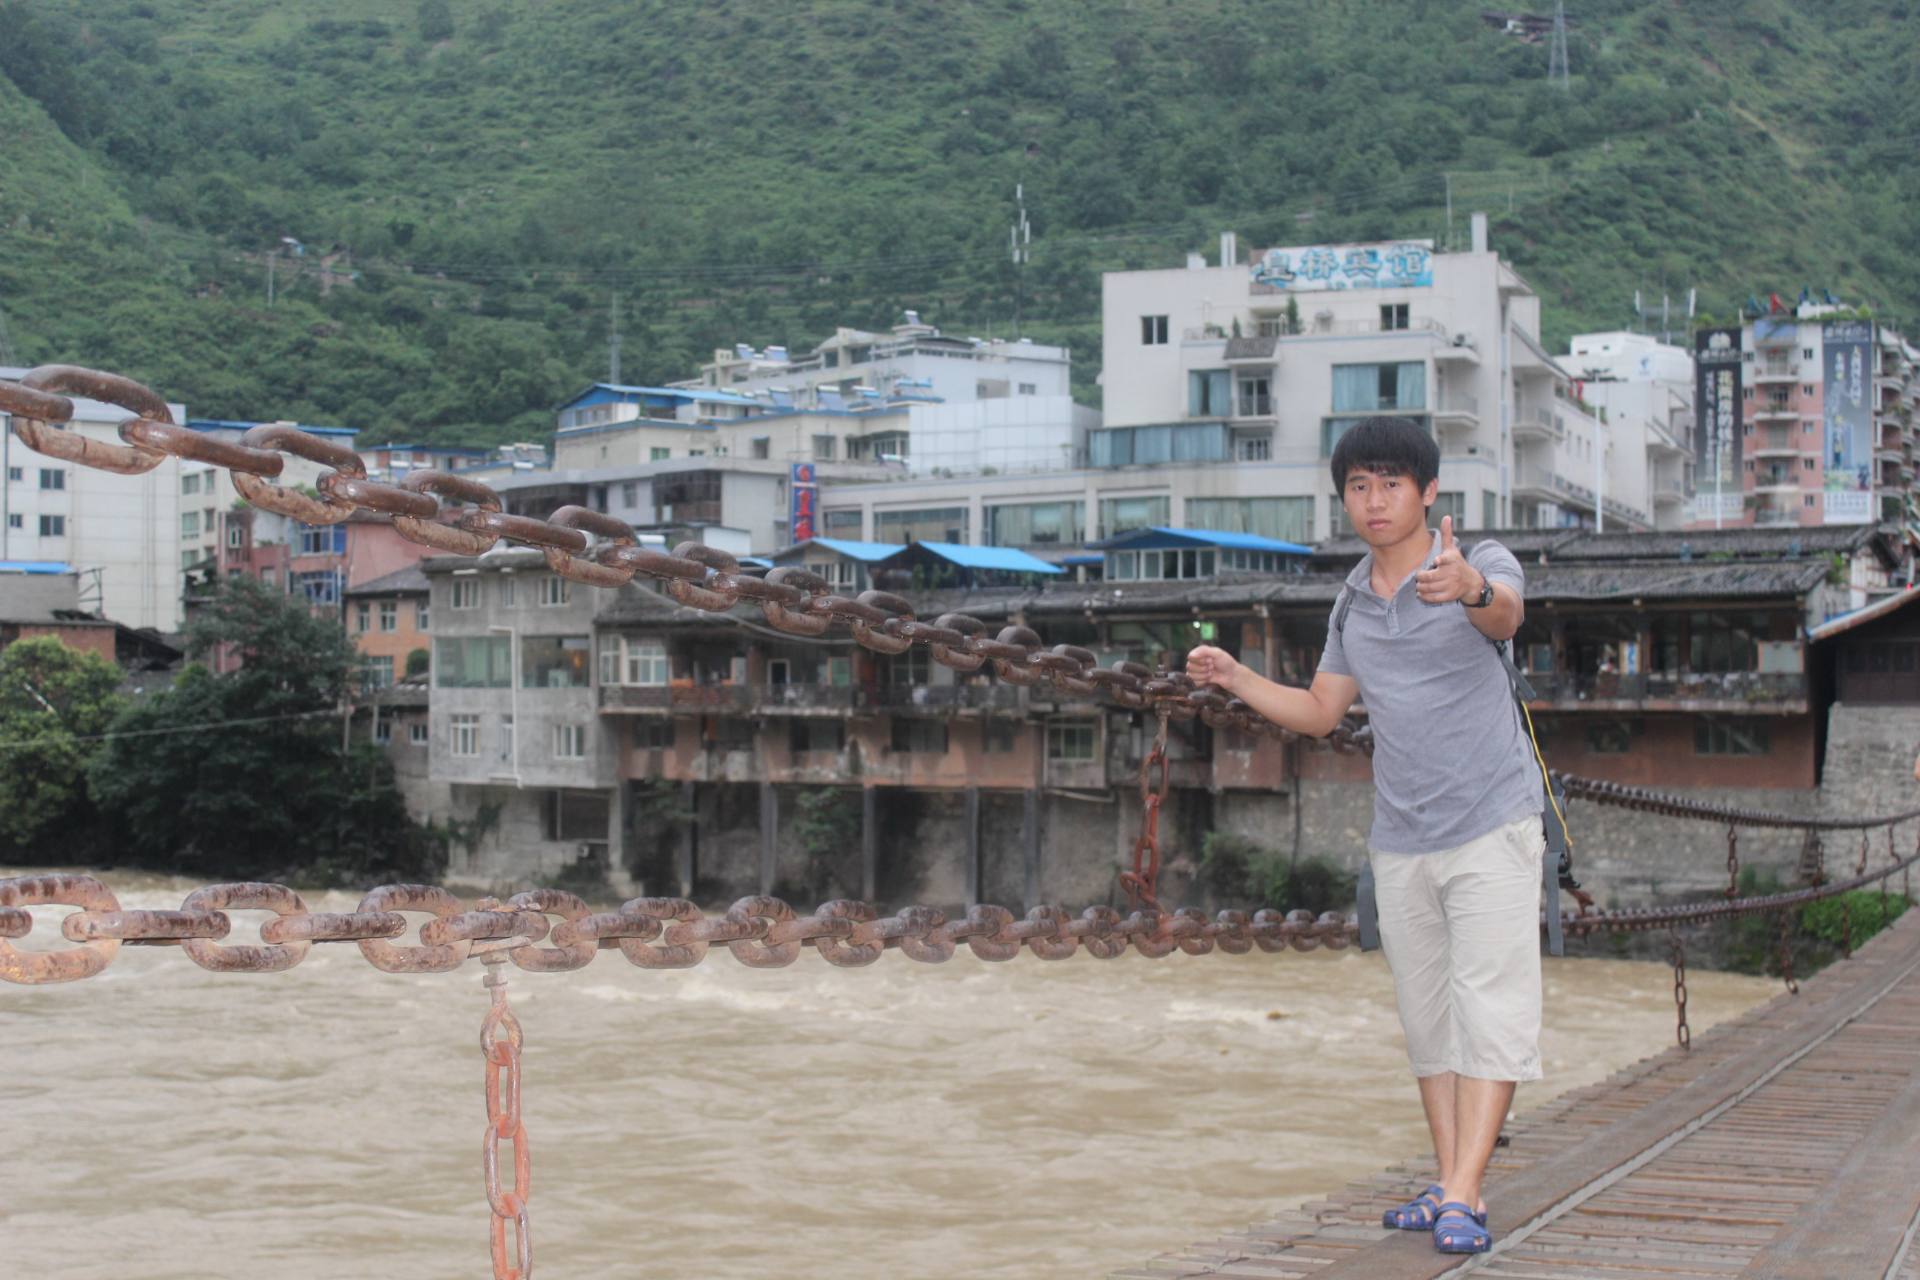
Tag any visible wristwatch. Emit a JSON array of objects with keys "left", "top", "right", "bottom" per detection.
[{"left": 1464, "top": 576, "right": 1495, "bottom": 609}]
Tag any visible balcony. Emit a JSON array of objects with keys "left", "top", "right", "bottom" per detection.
[
  {"left": 1431, "top": 390, "right": 1479, "bottom": 434},
  {"left": 1522, "top": 670, "right": 1806, "bottom": 711},
  {"left": 1512, "top": 465, "right": 1592, "bottom": 509},
  {"left": 1511, "top": 405, "right": 1565, "bottom": 444},
  {"left": 1754, "top": 507, "right": 1805, "bottom": 526},
  {"left": 1752, "top": 362, "right": 1802, "bottom": 384},
  {"left": 599, "top": 683, "right": 756, "bottom": 713},
  {"left": 1651, "top": 476, "right": 1688, "bottom": 506},
  {"left": 1752, "top": 400, "right": 1799, "bottom": 422},
  {"left": 868, "top": 683, "right": 1025, "bottom": 715},
  {"left": 1223, "top": 334, "right": 1279, "bottom": 364},
  {"left": 1753, "top": 473, "right": 1801, "bottom": 494},
  {"left": 1751, "top": 436, "right": 1802, "bottom": 458}
]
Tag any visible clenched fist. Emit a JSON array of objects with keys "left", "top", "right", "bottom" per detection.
[
  {"left": 1186, "top": 644, "right": 1242, "bottom": 693},
  {"left": 1414, "top": 515, "right": 1485, "bottom": 605}
]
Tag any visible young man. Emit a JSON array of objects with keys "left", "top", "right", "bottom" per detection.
[{"left": 1185, "top": 415, "right": 1543, "bottom": 1256}]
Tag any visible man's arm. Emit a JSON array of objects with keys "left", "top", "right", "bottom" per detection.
[
  {"left": 1414, "top": 515, "right": 1524, "bottom": 642},
  {"left": 1185, "top": 647, "right": 1358, "bottom": 738}
]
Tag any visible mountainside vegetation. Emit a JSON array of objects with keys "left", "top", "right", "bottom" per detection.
[{"left": 0, "top": 0, "right": 1915, "bottom": 445}]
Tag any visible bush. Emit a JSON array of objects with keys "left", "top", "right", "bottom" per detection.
[
  {"left": 1199, "top": 831, "right": 1355, "bottom": 914},
  {"left": 1801, "top": 890, "right": 1908, "bottom": 950}
]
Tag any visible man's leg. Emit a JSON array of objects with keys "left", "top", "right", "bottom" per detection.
[
  {"left": 1370, "top": 849, "right": 1458, "bottom": 1195},
  {"left": 1436, "top": 816, "right": 1546, "bottom": 1220},
  {"left": 1441, "top": 1075, "right": 1513, "bottom": 1213},
  {"left": 1415, "top": 1071, "right": 1458, "bottom": 1186}
]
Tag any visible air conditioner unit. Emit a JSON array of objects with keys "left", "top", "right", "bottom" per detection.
[{"left": 1452, "top": 333, "right": 1473, "bottom": 347}]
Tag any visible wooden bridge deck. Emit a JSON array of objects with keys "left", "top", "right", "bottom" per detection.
[{"left": 1116, "top": 909, "right": 1920, "bottom": 1280}]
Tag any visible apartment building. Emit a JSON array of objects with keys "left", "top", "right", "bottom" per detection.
[
  {"left": 1565, "top": 332, "right": 1695, "bottom": 530},
  {"left": 1688, "top": 304, "right": 1918, "bottom": 530},
  {"left": 1, "top": 367, "right": 188, "bottom": 631}
]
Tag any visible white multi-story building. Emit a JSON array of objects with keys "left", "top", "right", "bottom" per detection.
[
  {"left": 1095, "top": 219, "right": 1665, "bottom": 541},
  {"left": 1, "top": 368, "right": 188, "bottom": 630},
  {"left": 1564, "top": 332, "right": 1695, "bottom": 530}
]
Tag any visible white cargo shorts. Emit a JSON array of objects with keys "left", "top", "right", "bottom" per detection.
[{"left": 1368, "top": 814, "right": 1545, "bottom": 1082}]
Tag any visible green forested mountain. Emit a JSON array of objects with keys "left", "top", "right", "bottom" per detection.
[{"left": 0, "top": 0, "right": 1915, "bottom": 445}]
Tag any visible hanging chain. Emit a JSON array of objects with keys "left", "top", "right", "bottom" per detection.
[
  {"left": 1724, "top": 824, "right": 1740, "bottom": 900},
  {"left": 1669, "top": 932, "right": 1690, "bottom": 1052},
  {"left": 1776, "top": 910, "right": 1798, "bottom": 996},
  {"left": 475, "top": 902, "right": 533, "bottom": 1280},
  {"left": 1120, "top": 711, "right": 1173, "bottom": 914}
]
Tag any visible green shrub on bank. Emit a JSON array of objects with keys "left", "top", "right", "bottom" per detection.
[{"left": 1199, "top": 831, "right": 1355, "bottom": 915}]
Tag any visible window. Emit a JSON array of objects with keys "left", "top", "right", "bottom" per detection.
[
  {"left": 984, "top": 721, "right": 1019, "bottom": 753},
  {"left": 623, "top": 639, "right": 670, "bottom": 685},
  {"left": 451, "top": 714, "right": 480, "bottom": 757},
  {"left": 181, "top": 548, "right": 199, "bottom": 569},
  {"left": 544, "top": 790, "right": 610, "bottom": 841},
  {"left": 1182, "top": 497, "right": 1312, "bottom": 543},
  {"left": 553, "top": 724, "right": 587, "bottom": 759},
  {"left": 1097, "top": 495, "right": 1170, "bottom": 538},
  {"left": 522, "top": 636, "right": 592, "bottom": 688},
  {"left": 1187, "top": 369, "right": 1231, "bottom": 416},
  {"left": 362, "top": 655, "right": 394, "bottom": 691},
  {"left": 356, "top": 602, "right": 371, "bottom": 633},
  {"left": 450, "top": 577, "right": 480, "bottom": 610},
  {"left": 750, "top": 437, "right": 771, "bottom": 460},
  {"left": 1018, "top": 382, "right": 1038, "bottom": 396},
  {"left": 1431, "top": 492, "right": 1466, "bottom": 529},
  {"left": 416, "top": 601, "right": 430, "bottom": 631},
  {"left": 434, "top": 636, "right": 512, "bottom": 688},
  {"left": 1802, "top": 348, "right": 1814, "bottom": 360},
  {"left": 1090, "top": 424, "right": 1230, "bottom": 467},
  {"left": 1585, "top": 721, "right": 1634, "bottom": 754},
  {"left": 39, "top": 469, "right": 64, "bottom": 491},
  {"left": 181, "top": 511, "right": 200, "bottom": 538},
  {"left": 500, "top": 715, "right": 515, "bottom": 762},
  {"left": 497, "top": 575, "right": 516, "bottom": 608},
  {"left": 621, "top": 482, "right": 638, "bottom": 506},
  {"left": 634, "top": 720, "right": 674, "bottom": 750},
  {"left": 1047, "top": 722, "right": 1097, "bottom": 760},
  {"left": 812, "top": 434, "right": 836, "bottom": 461},
  {"left": 1237, "top": 434, "right": 1272, "bottom": 461},
  {"left": 789, "top": 719, "right": 845, "bottom": 752},
  {"left": 6, "top": 513, "right": 19, "bottom": 530},
  {"left": 291, "top": 571, "right": 341, "bottom": 605},
  {"left": 538, "top": 575, "right": 569, "bottom": 607},
  {"left": 1380, "top": 303, "right": 1409, "bottom": 331},
  {"left": 887, "top": 646, "right": 932, "bottom": 688},
  {"left": 1695, "top": 717, "right": 1770, "bottom": 756},
  {"left": 1484, "top": 492, "right": 1500, "bottom": 530},
  {"left": 182, "top": 472, "right": 200, "bottom": 495},
  {"left": 650, "top": 447, "right": 671, "bottom": 461},
  {"left": 1689, "top": 612, "right": 1768, "bottom": 673},
  {"left": 875, "top": 507, "right": 968, "bottom": 544},
  {"left": 1141, "top": 315, "right": 1169, "bottom": 345},
  {"left": 408, "top": 721, "right": 430, "bottom": 745},
  {"left": 1236, "top": 376, "right": 1271, "bottom": 417},
  {"left": 890, "top": 719, "right": 949, "bottom": 753},
  {"left": 379, "top": 602, "right": 398, "bottom": 633},
  {"left": 298, "top": 524, "right": 345, "bottom": 555},
  {"left": 986, "top": 501, "right": 1085, "bottom": 546},
  {"left": 1332, "top": 362, "right": 1426, "bottom": 413},
  {"left": 372, "top": 720, "right": 392, "bottom": 746},
  {"left": 1805, "top": 494, "right": 1817, "bottom": 508},
  {"left": 824, "top": 509, "right": 863, "bottom": 537},
  {"left": 226, "top": 523, "right": 244, "bottom": 548}
]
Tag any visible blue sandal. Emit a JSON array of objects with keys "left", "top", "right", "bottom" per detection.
[
  {"left": 1432, "top": 1202, "right": 1492, "bottom": 1254},
  {"left": 1382, "top": 1184, "right": 1445, "bottom": 1230}
]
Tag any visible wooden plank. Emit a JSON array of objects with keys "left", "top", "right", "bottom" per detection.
[{"left": 1740, "top": 1059, "right": 1920, "bottom": 1278}]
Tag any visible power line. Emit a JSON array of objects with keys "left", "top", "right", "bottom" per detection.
[{"left": 0, "top": 707, "right": 338, "bottom": 753}]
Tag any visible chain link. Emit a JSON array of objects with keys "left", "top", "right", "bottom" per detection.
[
  {"left": 1670, "top": 931, "right": 1690, "bottom": 1052},
  {"left": 1120, "top": 710, "right": 1173, "bottom": 913},
  {"left": 473, "top": 901, "right": 533, "bottom": 1280},
  {"left": 1724, "top": 824, "right": 1740, "bottom": 900},
  {"left": 1776, "top": 910, "right": 1799, "bottom": 996}
]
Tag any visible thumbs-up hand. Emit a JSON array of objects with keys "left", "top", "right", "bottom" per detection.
[{"left": 1415, "top": 515, "right": 1484, "bottom": 604}]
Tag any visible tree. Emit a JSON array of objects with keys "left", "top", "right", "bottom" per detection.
[
  {"left": 0, "top": 637, "right": 125, "bottom": 858},
  {"left": 88, "top": 576, "right": 443, "bottom": 884},
  {"left": 417, "top": 0, "right": 454, "bottom": 43}
]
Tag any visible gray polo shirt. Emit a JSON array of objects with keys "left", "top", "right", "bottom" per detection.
[{"left": 1318, "top": 532, "right": 1541, "bottom": 854}]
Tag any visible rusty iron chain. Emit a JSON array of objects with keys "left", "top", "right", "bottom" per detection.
[
  {"left": 1724, "top": 824, "right": 1740, "bottom": 900},
  {"left": 11, "top": 364, "right": 1920, "bottom": 837},
  {"left": 1120, "top": 710, "right": 1173, "bottom": 913},
  {"left": 1776, "top": 910, "right": 1798, "bottom": 996},
  {"left": 1670, "top": 932, "right": 1690, "bottom": 1052},
  {"left": 473, "top": 899, "right": 534, "bottom": 1280}
]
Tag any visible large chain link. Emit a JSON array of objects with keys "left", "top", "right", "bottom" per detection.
[
  {"left": 1669, "top": 931, "right": 1690, "bottom": 1052},
  {"left": 473, "top": 900, "right": 534, "bottom": 1280}
]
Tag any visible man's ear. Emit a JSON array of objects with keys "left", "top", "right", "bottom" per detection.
[{"left": 1422, "top": 478, "right": 1439, "bottom": 508}]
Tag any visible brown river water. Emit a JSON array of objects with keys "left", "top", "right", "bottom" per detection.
[{"left": 0, "top": 872, "right": 1778, "bottom": 1279}]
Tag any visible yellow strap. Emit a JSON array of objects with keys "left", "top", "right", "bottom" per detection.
[{"left": 1520, "top": 699, "right": 1573, "bottom": 854}]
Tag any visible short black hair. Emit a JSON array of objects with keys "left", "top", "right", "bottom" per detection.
[{"left": 1329, "top": 415, "right": 1439, "bottom": 491}]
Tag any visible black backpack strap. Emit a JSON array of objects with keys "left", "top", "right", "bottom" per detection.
[
  {"left": 1356, "top": 860, "right": 1380, "bottom": 952},
  {"left": 1333, "top": 584, "right": 1354, "bottom": 636}
]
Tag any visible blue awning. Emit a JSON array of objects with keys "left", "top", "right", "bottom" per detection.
[
  {"left": 0, "top": 561, "right": 74, "bottom": 574},
  {"left": 1094, "top": 526, "right": 1314, "bottom": 555},
  {"left": 908, "top": 542, "right": 1065, "bottom": 574}
]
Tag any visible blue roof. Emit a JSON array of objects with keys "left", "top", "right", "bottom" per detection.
[
  {"left": 369, "top": 442, "right": 493, "bottom": 456},
  {"left": 558, "top": 383, "right": 759, "bottom": 412},
  {"left": 1098, "top": 526, "right": 1315, "bottom": 555},
  {"left": 1059, "top": 552, "right": 1105, "bottom": 565},
  {"left": 0, "top": 561, "right": 74, "bottom": 574},
  {"left": 907, "top": 542, "right": 1065, "bottom": 575},
  {"left": 806, "top": 538, "right": 905, "bottom": 562}
]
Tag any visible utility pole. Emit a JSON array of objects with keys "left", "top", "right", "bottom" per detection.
[
  {"left": 1010, "top": 184, "right": 1031, "bottom": 338},
  {"left": 609, "top": 291, "right": 622, "bottom": 384},
  {"left": 1444, "top": 173, "right": 1454, "bottom": 250},
  {"left": 266, "top": 250, "right": 275, "bottom": 308},
  {"left": 1549, "top": 0, "right": 1571, "bottom": 90}
]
